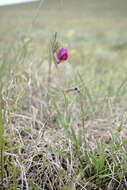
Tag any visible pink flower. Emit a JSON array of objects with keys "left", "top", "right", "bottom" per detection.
[{"left": 56, "top": 48, "right": 68, "bottom": 62}]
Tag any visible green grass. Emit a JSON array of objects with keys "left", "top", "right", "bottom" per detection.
[{"left": 0, "top": 0, "right": 127, "bottom": 189}]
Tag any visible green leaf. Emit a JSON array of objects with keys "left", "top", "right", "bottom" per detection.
[{"left": 28, "top": 179, "right": 40, "bottom": 190}]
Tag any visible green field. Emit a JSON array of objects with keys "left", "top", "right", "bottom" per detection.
[{"left": 0, "top": 0, "right": 127, "bottom": 189}]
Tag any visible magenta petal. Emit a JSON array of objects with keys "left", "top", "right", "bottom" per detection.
[
  {"left": 61, "top": 54, "right": 68, "bottom": 60},
  {"left": 56, "top": 48, "right": 68, "bottom": 61}
]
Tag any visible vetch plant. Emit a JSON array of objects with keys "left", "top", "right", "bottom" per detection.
[
  {"left": 47, "top": 32, "right": 69, "bottom": 100},
  {"left": 50, "top": 32, "right": 69, "bottom": 68}
]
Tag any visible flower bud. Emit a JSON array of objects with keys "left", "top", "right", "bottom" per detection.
[{"left": 56, "top": 48, "right": 68, "bottom": 62}]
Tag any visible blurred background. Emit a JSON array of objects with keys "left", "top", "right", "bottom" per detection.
[{"left": 0, "top": 0, "right": 127, "bottom": 54}]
